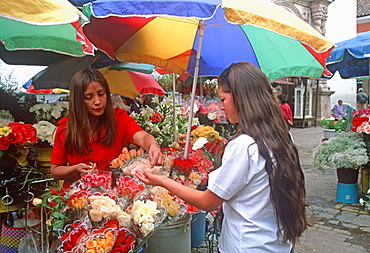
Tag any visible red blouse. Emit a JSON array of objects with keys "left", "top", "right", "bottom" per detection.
[
  {"left": 280, "top": 103, "right": 293, "bottom": 124},
  {"left": 51, "top": 108, "right": 143, "bottom": 171}
]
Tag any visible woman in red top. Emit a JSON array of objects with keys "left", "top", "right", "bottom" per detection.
[
  {"left": 277, "top": 94, "right": 293, "bottom": 127},
  {"left": 50, "top": 68, "right": 163, "bottom": 184}
]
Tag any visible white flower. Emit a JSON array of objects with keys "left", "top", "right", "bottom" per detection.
[
  {"left": 33, "top": 121, "right": 57, "bottom": 145},
  {"left": 360, "top": 198, "right": 364, "bottom": 206},
  {"left": 192, "top": 137, "right": 208, "bottom": 150},
  {"left": 152, "top": 96, "right": 159, "bottom": 104}
]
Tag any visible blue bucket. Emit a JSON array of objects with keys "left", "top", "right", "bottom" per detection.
[
  {"left": 191, "top": 211, "right": 206, "bottom": 248},
  {"left": 336, "top": 182, "right": 359, "bottom": 203}
]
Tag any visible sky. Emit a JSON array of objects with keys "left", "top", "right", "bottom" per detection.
[{"left": 0, "top": 59, "right": 46, "bottom": 90}]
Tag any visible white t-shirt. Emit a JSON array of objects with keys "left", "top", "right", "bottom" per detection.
[{"left": 208, "top": 134, "right": 292, "bottom": 253}]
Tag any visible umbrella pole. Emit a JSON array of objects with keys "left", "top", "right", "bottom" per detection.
[
  {"left": 184, "top": 21, "right": 205, "bottom": 158},
  {"left": 172, "top": 73, "right": 177, "bottom": 143}
]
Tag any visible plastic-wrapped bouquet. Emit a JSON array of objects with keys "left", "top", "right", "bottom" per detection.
[{"left": 359, "top": 188, "right": 370, "bottom": 212}]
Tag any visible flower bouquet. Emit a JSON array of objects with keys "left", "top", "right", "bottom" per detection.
[
  {"left": 352, "top": 107, "right": 370, "bottom": 134},
  {"left": 359, "top": 188, "right": 370, "bottom": 212},
  {"left": 131, "top": 96, "right": 196, "bottom": 148}
]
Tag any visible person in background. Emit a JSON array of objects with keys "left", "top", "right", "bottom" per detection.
[
  {"left": 331, "top": 99, "right": 346, "bottom": 120},
  {"left": 50, "top": 69, "right": 163, "bottom": 186},
  {"left": 111, "top": 94, "right": 130, "bottom": 113},
  {"left": 356, "top": 88, "right": 368, "bottom": 110},
  {"left": 135, "top": 62, "right": 308, "bottom": 252},
  {"left": 277, "top": 93, "right": 293, "bottom": 127}
]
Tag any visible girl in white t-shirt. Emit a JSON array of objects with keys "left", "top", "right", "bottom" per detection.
[{"left": 136, "top": 62, "right": 308, "bottom": 253}]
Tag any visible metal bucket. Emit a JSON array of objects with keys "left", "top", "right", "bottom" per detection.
[{"left": 144, "top": 214, "right": 191, "bottom": 253}]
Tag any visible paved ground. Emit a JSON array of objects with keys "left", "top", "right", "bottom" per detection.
[
  {"left": 192, "top": 126, "right": 370, "bottom": 253},
  {"left": 291, "top": 126, "right": 370, "bottom": 253}
]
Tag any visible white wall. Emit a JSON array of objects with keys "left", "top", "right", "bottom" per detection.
[{"left": 325, "top": 0, "right": 357, "bottom": 109}]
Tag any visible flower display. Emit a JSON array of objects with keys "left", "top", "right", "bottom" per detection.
[
  {"left": 0, "top": 122, "right": 38, "bottom": 151},
  {"left": 30, "top": 100, "right": 69, "bottom": 145},
  {"left": 32, "top": 120, "right": 57, "bottom": 145},
  {"left": 320, "top": 117, "right": 347, "bottom": 132},
  {"left": 359, "top": 188, "right": 370, "bottom": 212},
  {"left": 313, "top": 132, "right": 369, "bottom": 173},
  {"left": 0, "top": 109, "right": 14, "bottom": 126},
  {"left": 131, "top": 96, "right": 196, "bottom": 148},
  {"left": 82, "top": 170, "right": 113, "bottom": 190},
  {"left": 351, "top": 108, "right": 370, "bottom": 134},
  {"left": 131, "top": 199, "right": 160, "bottom": 236},
  {"left": 29, "top": 101, "right": 69, "bottom": 124}
]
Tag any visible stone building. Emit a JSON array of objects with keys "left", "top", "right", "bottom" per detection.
[{"left": 271, "top": 0, "right": 335, "bottom": 127}]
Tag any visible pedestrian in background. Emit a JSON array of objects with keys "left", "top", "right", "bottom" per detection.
[
  {"left": 356, "top": 88, "right": 368, "bottom": 110},
  {"left": 136, "top": 62, "right": 308, "bottom": 252},
  {"left": 277, "top": 93, "right": 293, "bottom": 127},
  {"left": 331, "top": 99, "right": 346, "bottom": 120}
]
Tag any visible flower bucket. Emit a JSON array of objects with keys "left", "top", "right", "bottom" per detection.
[
  {"left": 336, "top": 168, "right": 359, "bottom": 184},
  {"left": 143, "top": 214, "right": 191, "bottom": 253},
  {"left": 323, "top": 128, "right": 337, "bottom": 139},
  {"left": 336, "top": 182, "right": 359, "bottom": 203},
  {"left": 191, "top": 211, "right": 206, "bottom": 248},
  {"left": 35, "top": 146, "right": 53, "bottom": 177}
]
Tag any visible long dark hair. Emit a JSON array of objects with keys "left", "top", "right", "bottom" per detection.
[
  {"left": 219, "top": 62, "right": 308, "bottom": 245},
  {"left": 65, "top": 68, "right": 117, "bottom": 156}
]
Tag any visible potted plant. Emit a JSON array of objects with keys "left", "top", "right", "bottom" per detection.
[
  {"left": 320, "top": 117, "right": 347, "bottom": 139},
  {"left": 313, "top": 132, "right": 369, "bottom": 203},
  {"left": 313, "top": 131, "right": 369, "bottom": 179}
]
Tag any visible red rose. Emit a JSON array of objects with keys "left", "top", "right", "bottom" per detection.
[{"left": 0, "top": 136, "right": 10, "bottom": 150}]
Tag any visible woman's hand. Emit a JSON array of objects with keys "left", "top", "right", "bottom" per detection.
[{"left": 148, "top": 143, "right": 164, "bottom": 167}]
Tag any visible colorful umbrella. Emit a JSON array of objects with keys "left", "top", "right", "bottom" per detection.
[
  {"left": 326, "top": 32, "right": 370, "bottom": 79},
  {"left": 0, "top": 0, "right": 85, "bottom": 25},
  {"left": 82, "top": 0, "right": 334, "bottom": 156},
  {"left": 82, "top": 0, "right": 334, "bottom": 81},
  {"left": 0, "top": 0, "right": 95, "bottom": 66},
  {"left": 99, "top": 68, "right": 166, "bottom": 99},
  {"left": 29, "top": 55, "right": 155, "bottom": 90},
  {"left": 25, "top": 56, "right": 162, "bottom": 99}
]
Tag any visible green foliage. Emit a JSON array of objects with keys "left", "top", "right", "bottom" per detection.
[
  {"left": 131, "top": 96, "right": 190, "bottom": 148},
  {"left": 313, "top": 132, "right": 369, "bottom": 173},
  {"left": 320, "top": 117, "right": 346, "bottom": 132}
]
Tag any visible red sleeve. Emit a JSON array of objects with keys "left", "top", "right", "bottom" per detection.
[
  {"left": 50, "top": 117, "right": 68, "bottom": 165},
  {"left": 115, "top": 108, "right": 143, "bottom": 145}
]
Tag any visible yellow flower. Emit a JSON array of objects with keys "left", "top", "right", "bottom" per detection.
[{"left": 0, "top": 126, "right": 11, "bottom": 137}]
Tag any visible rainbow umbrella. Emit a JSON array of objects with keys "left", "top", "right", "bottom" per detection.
[
  {"left": 99, "top": 67, "right": 165, "bottom": 99},
  {"left": 0, "top": 0, "right": 95, "bottom": 66},
  {"left": 82, "top": 0, "right": 334, "bottom": 156},
  {"left": 82, "top": 0, "right": 334, "bottom": 81}
]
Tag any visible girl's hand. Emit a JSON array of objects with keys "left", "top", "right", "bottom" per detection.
[{"left": 135, "top": 170, "right": 165, "bottom": 186}]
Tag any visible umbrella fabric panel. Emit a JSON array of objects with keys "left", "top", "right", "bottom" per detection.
[
  {"left": 84, "top": 0, "right": 333, "bottom": 53},
  {"left": 326, "top": 32, "right": 370, "bottom": 79},
  {"left": 0, "top": 17, "right": 88, "bottom": 56},
  {"left": 86, "top": 16, "right": 198, "bottom": 74},
  {"left": 100, "top": 68, "right": 166, "bottom": 98},
  {"left": 32, "top": 56, "right": 96, "bottom": 90},
  {"left": 0, "top": 0, "right": 85, "bottom": 25},
  {"left": 86, "top": 0, "right": 221, "bottom": 19},
  {"left": 241, "top": 25, "right": 324, "bottom": 81},
  {"left": 0, "top": 43, "right": 72, "bottom": 66},
  {"left": 83, "top": 0, "right": 333, "bottom": 81}
]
